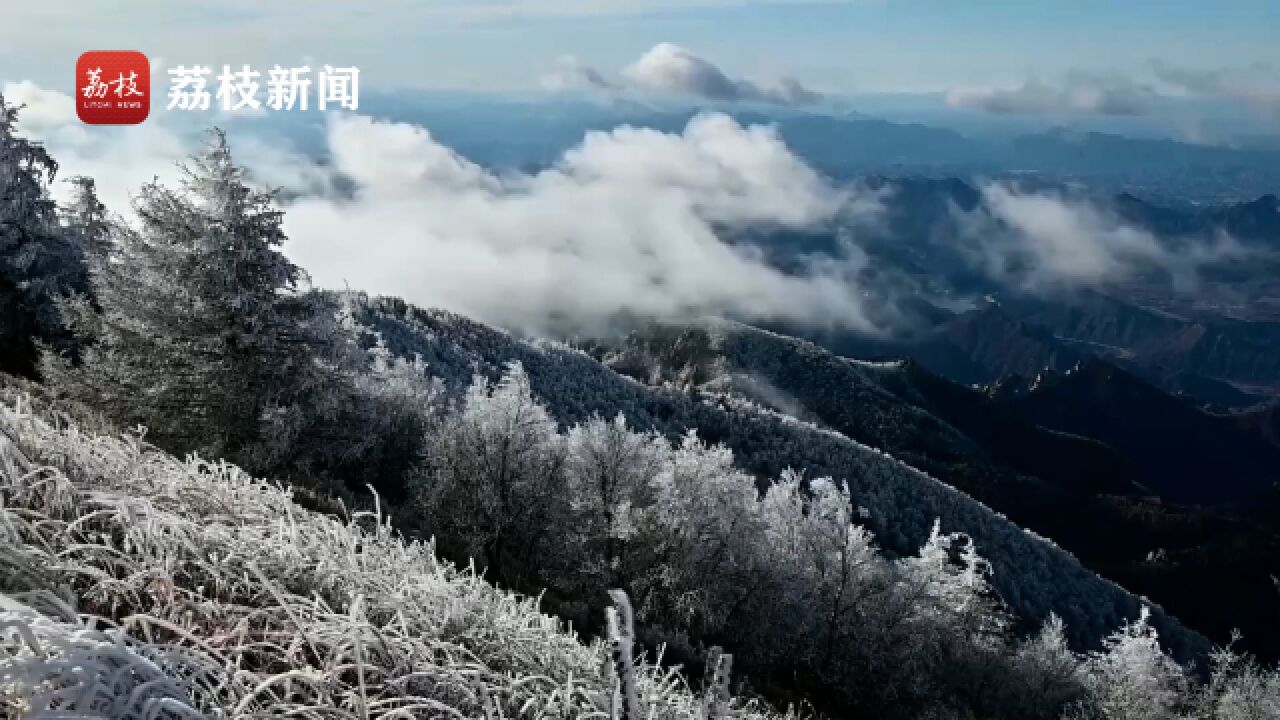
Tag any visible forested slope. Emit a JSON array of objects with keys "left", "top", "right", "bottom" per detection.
[
  {"left": 591, "top": 319, "right": 1280, "bottom": 662},
  {"left": 360, "top": 297, "right": 1204, "bottom": 659}
]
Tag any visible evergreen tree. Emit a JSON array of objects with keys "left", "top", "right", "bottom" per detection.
[
  {"left": 0, "top": 95, "right": 87, "bottom": 376},
  {"left": 60, "top": 175, "right": 112, "bottom": 270},
  {"left": 46, "top": 130, "right": 333, "bottom": 464}
]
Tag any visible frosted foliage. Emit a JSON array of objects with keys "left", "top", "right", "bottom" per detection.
[
  {"left": 421, "top": 362, "right": 568, "bottom": 575},
  {"left": 0, "top": 96, "right": 58, "bottom": 268},
  {"left": 1198, "top": 647, "right": 1280, "bottom": 720},
  {"left": 640, "top": 431, "right": 764, "bottom": 626},
  {"left": 0, "top": 95, "right": 86, "bottom": 372},
  {"left": 566, "top": 413, "right": 664, "bottom": 544},
  {"left": 1074, "top": 608, "right": 1193, "bottom": 720},
  {"left": 41, "top": 130, "right": 311, "bottom": 461},
  {"left": 403, "top": 360, "right": 1280, "bottom": 719},
  {"left": 900, "top": 519, "right": 1005, "bottom": 638},
  {"left": 0, "top": 392, "right": 785, "bottom": 720},
  {"left": 60, "top": 175, "right": 111, "bottom": 266},
  {"left": 562, "top": 414, "right": 666, "bottom": 587},
  {"left": 363, "top": 298, "right": 1206, "bottom": 666}
]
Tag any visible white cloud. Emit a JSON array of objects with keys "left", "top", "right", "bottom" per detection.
[
  {"left": 622, "top": 43, "right": 821, "bottom": 106},
  {"left": 3, "top": 81, "right": 192, "bottom": 213},
  {"left": 537, "top": 43, "right": 822, "bottom": 106},
  {"left": 2, "top": 80, "right": 328, "bottom": 223},
  {"left": 947, "top": 64, "right": 1280, "bottom": 125},
  {"left": 17, "top": 77, "right": 1262, "bottom": 341},
  {"left": 971, "top": 185, "right": 1166, "bottom": 289},
  {"left": 539, "top": 55, "right": 617, "bottom": 93},
  {"left": 2, "top": 81, "right": 78, "bottom": 131},
  {"left": 1153, "top": 62, "right": 1280, "bottom": 123},
  {"left": 947, "top": 72, "right": 1156, "bottom": 116},
  {"left": 959, "top": 184, "right": 1254, "bottom": 295},
  {"left": 283, "top": 112, "right": 873, "bottom": 333}
]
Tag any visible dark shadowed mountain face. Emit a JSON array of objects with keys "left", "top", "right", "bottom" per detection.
[
  {"left": 595, "top": 319, "right": 1137, "bottom": 499},
  {"left": 870, "top": 298, "right": 1272, "bottom": 410},
  {"left": 776, "top": 297, "right": 1275, "bottom": 412},
  {"left": 912, "top": 302, "right": 1086, "bottom": 385},
  {"left": 771, "top": 299, "right": 1280, "bottom": 505},
  {"left": 990, "top": 358, "right": 1280, "bottom": 505},
  {"left": 1213, "top": 194, "right": 1280, "bottom": 245},
  {"left": 589, "top": 317, "right": 1280, "bottom": 662},
  {"left": 1116, "top": 192, "right": 1280, "bottom": 245}
]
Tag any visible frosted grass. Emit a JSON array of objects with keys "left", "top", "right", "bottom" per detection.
[{"left": 0, "top": 395, "right": 786, "bottom": 719}]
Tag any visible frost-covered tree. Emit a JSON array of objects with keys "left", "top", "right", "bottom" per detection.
[
  {"left": 878, "top": 520, "right": 1010, "bottom": 708},
  {"left": 754, "top": 473, "right": 828, "bottom": 660},
  {"left": 249, "top": 293, "right": 443, "bottom": 491},
  {"left": 352, "top": 325, "right": 443, "bottom": 491},
  {"left": 0, "top": 96, "right": 88, "bottom": 376},
  {"left": 44, "top": 130, "right": 334, "bottom": 465},
  {"left": 1072, "top": 608, "right": 1192, "bottom": 720},
  {"left": 799, "top": 477, "right": 880, "bottom": 674},
  {"left": 60, "top": 175, "right": 112, "bottom": 270},
  {"left": 405, "top": 373, "right": 1092, "bottom": 718},
  {"left": 900, "top": 520, "right": 1004, "bottom": 631},
  {"left": 559, "top": 413, "right": 666, "bottom": 589},
  {"left": 418, "top": 362, "right": 567, "bottom": 584},
  {"left": 755, "top": 472, "right": 882, "bottom": 677},
  {"left": 635, "top": 431, "right": 766, "bottom": 633},
  {"left": 996, "top": 614, "right": 1087, "bottom": 717},
  {"left": 1195, "top": 642, "right": 1280, "bottom": 720},
  {"left": 359, "top": 296, "right": 1209, "bottom": 672}
]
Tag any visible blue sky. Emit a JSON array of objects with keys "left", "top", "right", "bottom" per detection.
[{"left": 2, "top": 0, "right": 1278, "bottom": 95}]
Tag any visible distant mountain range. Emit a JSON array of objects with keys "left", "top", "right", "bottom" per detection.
[
  {"left": 1000, "top": 293, "right": 1280, "bottom": 394},
  {"left": 763, "top": 174, "right": 1280, "bottom": 406},
  {"left": 1116, "top": 191, "right": 1280, "bottom": 241},
  {"left": 890, "top": 297, "right": 1280, "bottom": 409},
  {"left": 715, "top": 174, "right": 1280, "bottom": 656}
]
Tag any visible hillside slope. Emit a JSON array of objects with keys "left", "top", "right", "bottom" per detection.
[
  {"left": 359, "top": 296, "right": 1206, "bottom": 659},
  {"left": 0, "top": 386, "right": 777, "bottom": 719}
]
